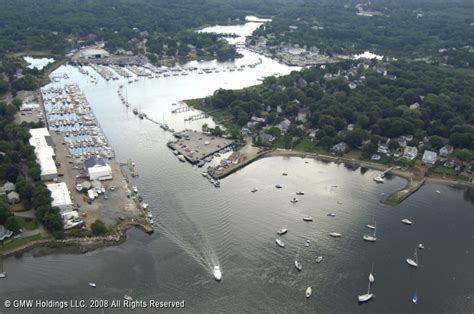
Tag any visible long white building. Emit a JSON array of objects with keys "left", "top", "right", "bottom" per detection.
[{"left": 29, "top": 128, "right": 58, "bottom": 181}]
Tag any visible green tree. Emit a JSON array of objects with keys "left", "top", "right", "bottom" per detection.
[
  {"left": 5, "top": 216, "right": 20, "bottom": 232},
  {"left": 91, "top": 219, "right": 108, "bottom": 236}
]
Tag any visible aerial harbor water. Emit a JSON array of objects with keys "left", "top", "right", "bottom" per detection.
[{"left": 1, "top": 18, "right": 473, "bottom": 314}]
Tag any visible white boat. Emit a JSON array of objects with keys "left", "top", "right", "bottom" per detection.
[
  {"left": 277, "top": 228, "right": 287, "bottom": 235},
  {"left": 132, "top": 186, "right": 138, "bottom": 193},
  {"left": 251, "top": 188, "right": 258, "bottom": 193},
  {"left": 363, "top": 221, "right": 377, "bottom": 242},
  {"left": 369, "top": 263, "right": 375, "bottom": 283},
  {"left": 296, "top": 191, "right": 304, "bottom": 195},
  {"left": 172, "top": 150, "right": 179, "bottom": 155},
  {"left": 306, "top": 286, "right": 312, "bottom": 298},
  {"left": 316, "top": 256, "right": 323, "bottom": 263},
  {"left": 88, "top": 282, "right": 96, "bottom": 288},
  {"left": 305, "top": 239, "right": 311, "bottom": 247},
  {"left": 406, "top": 248, "right": 419, "bottom": 267},
  {"left": 418, "top": 243, "right": 425, "bottom": 249},
  {"left": 436, "top": 190, "right": 441, "bottom": 194},
  {"left": 366, "top": 224, "right": 375, "bottom": 230},
  {"left": 412, "top": 290, "right": 418, "bottom": 304},
  {"left": 276, "top": 238, "right": 285, "bottom": 247},
  {"left": 329, "top": 232, "right": 342, "bottom": 237},
  {"left": 141, "top": 203, "right": 149, "bottom": 210},
  {"left": 275, "top": 184, "right": 282, "bottom": 189},
  {"left": 402, "top": 219, "right": 413, "bottom": 225},
  {"left": 213, "top": 266, "right": 222, "bottom": 281},
  {"left": 177, "top": 155, "right": 186, "bottom": 162},
  {"left": 290, "top": 197, "right": 299, "bottom": 203},
  {"left": 373, "top": 175, "right": 385, "bottom": 183},
  {"left": 124, "top": 295, "right": 133, "bottom": 301},
  {"left": 295, "top": 250, "right": 302, "bottom": 271},
  {"left": 303, "top": 216, "right": 313, "bottom": 222},
  {"left": 358, "top": 282, "right": 374, "bottom": 303},
  {"left": 327, "top": 213, "right": 336, "bottom": 217}
]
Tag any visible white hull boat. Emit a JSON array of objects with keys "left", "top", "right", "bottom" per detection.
[
  {"left": 402, "top": 219, "right": 412, "bottom": 225},
  {"left": 277, "top": 228, "right": 287, "bottom": 235},
  {"left": 306, "top": 286, "right": 312, "bottom": 298},
  {"left": 303, "top": 216, "right": 313, "bottom": 222},
  {"left": 295, "top": 260, "right": 302, "bottom": 271},
  {"left": 406, "top": 248, "right": 419, "bottom": 267},
  {"left": 213, "top": 266, "right": 222, "bottom": 281},
  {"left": 276, "top": 238, "right": 285, "bottom": 247},
  {"left": 316, "top": 256, "right": 323, "bottom": 263},
  {"left": 329, "top": 232, "right": 342, "bottom": 237},
  {"left": 88, "top": 282, "right": 96, "bottom": 288},
  {"left": 358, "top": 282, "right": 374, "bottom": 303}
]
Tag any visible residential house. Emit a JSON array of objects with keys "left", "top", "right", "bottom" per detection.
[
  {"left": 278, "top": 119, "right": 291, "bottom": 133},
  {"left": 2, "top": 181, "right": 15, "bottom": 193},
  {"left": 0, "top": 226, "right": 13, "bottom": 241},
  {"left": 257, "top": 131, "right": 275, "bottom": 146},
  {"left": 7, "top": 191, "right": 20, "bottom": 204},
  {"left": 445, "top": 157, "right": 463, "bottom": 171},
  {"left": 331, "top": 142, "right": 349, "bottom": 154},
  {"left": 439, "top": 144, "right": 454, "bottom": 158},
  {"left": 422, "top": 150, "right": 438, "bottom": 165},
  {"left": 403, "top": 146, "right": 418, "bottom": 160},
  {"left": 296, "top": 108, "right": 310, "bottom": 123}
]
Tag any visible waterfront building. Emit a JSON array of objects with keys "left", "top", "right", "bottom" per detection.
[
  {"left": 84, "top": 157, "right": 113, "bottom": 181},
  {"left": 29, "top": 128, "right": 57, "bottom": 181},
  {"left": 422, "top": 150, "right": 438, "bottom": 165},
  {"left": 46, "top": 182, "right": 73, "bottom": 213}
]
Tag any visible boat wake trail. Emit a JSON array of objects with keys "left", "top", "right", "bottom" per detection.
[{"left": 156, "top": 211, "right": 219, "bottom": 276}]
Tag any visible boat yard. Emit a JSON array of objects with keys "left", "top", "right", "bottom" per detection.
[{"left": 167, "top": 130, "right": 235, "bottom": 165}]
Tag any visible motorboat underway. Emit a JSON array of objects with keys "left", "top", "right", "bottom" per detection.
[
  {"left": 306, "top": 286, "right": 312, "bottom": 298},
  {"left": 363, "top": 221, "right": 377, "bottom": 242},
  {"left": 327, "top": 213, "right": 336, "bottom": 217},
  {"left": 213, "top": 266, "right": 222, "bottom": 281},
  {"left": 418, "top": 243, "right": 425, "bottom": 249},
  {"left": 275, "top": 184, "right": 283, "bottom": 189},
  {"left": 251, "top": 188, "right": 258, "bottom": 193},
  {"left": 290, "top": 197, "right": 299, "bottom": 203},
  {"left": 276, "top": 238, "right": 285, "bottom": 247},
  {"left": 277, "top": 228, "right": 288, "bottom": 235},
  {"left": 305, "top": 240, "right": 311, "bottom": 247},
  {"left": 412, "top": 291, "right": 418, "bottom": 304},
  {"left": 406, "top": 248, "right": 419, "bottom": 267},
  {"left": 358, "top": 282, "right": 373, "bottom": 303},
  {"left": 329, "top": 232, "right": 342, "bottom": 237},
  {"left": 303, "top": 216, "right": 313, "bottom": 222},
  {"left": 88, "top": 282, "right": 96, "bottom": 288},
  {"left": 316, "top": 256, "right": 323, "bottom": 263},
  {"left": 402, "top": 219, "right": 413, "bottom": 225},
  {"left": 296, "top": 191, "right": 305, "bottom": 195}
]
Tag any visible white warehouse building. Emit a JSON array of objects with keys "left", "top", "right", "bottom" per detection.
[
  {"left": 29, "top": 128, "right": 58, "bottom": 181},
  {"left": 84, "top": 157, "right": 112, "bottom": 181},
  {"left": 46, "top": 182, "right": 73, "bottom": 213}
]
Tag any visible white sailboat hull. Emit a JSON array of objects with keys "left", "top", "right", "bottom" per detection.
[{"left": 358, "top": 293, "right": 373, "bottom": 303}]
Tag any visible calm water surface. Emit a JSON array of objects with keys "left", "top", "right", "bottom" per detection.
[{"left": 1, "top": 20, "right": 473, "bottom": 314}]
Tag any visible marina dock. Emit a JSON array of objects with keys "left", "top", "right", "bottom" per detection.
[{"left": 167, "top": 130, "right": 235, "bottom": 164}]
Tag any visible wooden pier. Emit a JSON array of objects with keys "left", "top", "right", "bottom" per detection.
[
  {"left": 171, "top": 106, "right": 192, "bottom": 114},
  {"left": 184, "top": 112, "right": 209, "bottom": 121}
]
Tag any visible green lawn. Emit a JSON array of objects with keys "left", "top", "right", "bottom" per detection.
[
  {"left": 0, "top": 234, "right": 51, "bottom": 254},
  {"left": 16, "top": 216, "right": 38, "bottom": 230}
]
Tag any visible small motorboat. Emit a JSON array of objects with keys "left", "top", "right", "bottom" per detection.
[
  {"left": 124, "top": 295, "right": 133, "bottom": 301},
  {"left": 296, "top": 191, "right": 305, "bottom": 195},
  {"left": 418, "top": 243, "right": 425, "bottom": 249},
  {"left": 132, "top": 186, "right": 138, "bottom": 193},
  {"left": 412, "top": 291, "right": 418, "bottom": 304},
  {"left": 436, "top": 190, "right": 441, "bottom": 194},
  {"left": 88, "top": 282, "right": 97, "bottom": 288},
  {"left": 306, "top": 286, "right": 312, "bottom": 298},
  {"left": 327, "top": 213, "right": 336, "bottom": 217},
  {"left": 213, "top": 266, "right": 222, "bottom": 281},
  {"left": 329, "top": 232, "right": 342, "bottom": 237},
  {"left": 366, "top": 224, "right": 375, "bottom": 230},
  {"left": 316, "top": 256, "right": 323, "bottom": 263},
  {"left": 373, "top": 175, "right": 385, "bottom": 183},
  {"left": 275, "top": 184, "right": 283, "bottom": 189},
  {"left": 277, "top": 228, "right": 288, "bottom": 235},
  {"left": 305, "top": 240, "right": 311, "bottom": 247},
  {"left": 402, "top": 219, "right": 413, "bottom": 225},
  {"left": 303, "top": 216, "right": 313, "bottom": 222},
  {"left": 282, "top": 173, "right": 288, "bottom": 176},
  {"left": 251, "top": 188, "right": 258, "bottom": 193},
  {"left": 290, "top": 197, "right": 299, "bottom": 204},
  {"left": 141, "top": 203, "right": 149, "bottom": 210},
  {"left": 276, "top": 238, "right": 285, "bottom": 247}
]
